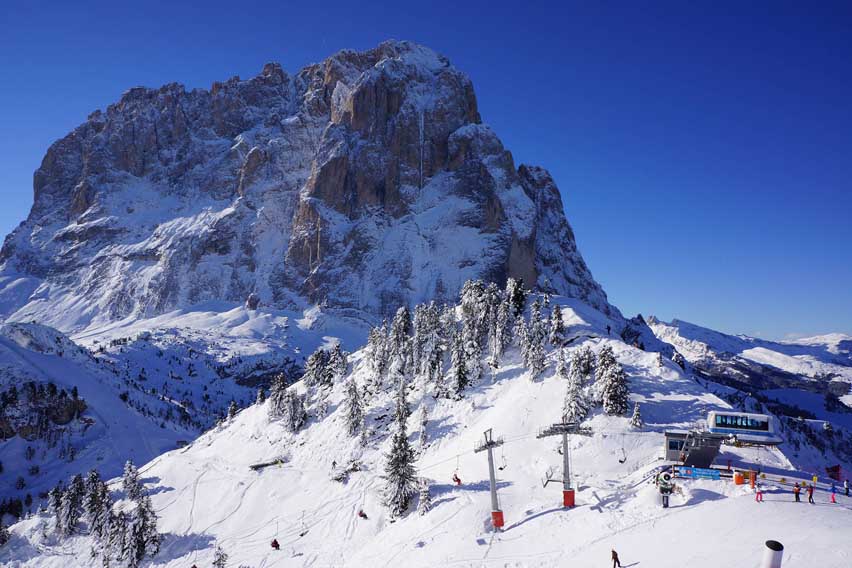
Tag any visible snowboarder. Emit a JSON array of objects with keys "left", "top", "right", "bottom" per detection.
[
  {"left": 793, "top": 482, "right": 801, "bottom": 502},
  {"left": 357, "top": 509, "right": 368, "bottom": 520},
  {"left": 452, "top": 472, "right": 462, "bottom": 486},
  {"left": 831, "top": 482, "right": 837, "bottom": 504},
  {"left": 755, "top": 481, "right": 764, "bottom": 503},
  {"left": 271, "top": 539, "right": 280, "bottom": 550},
  {"left": 807, "top": 483, "right": 815, "bottom": 504},
  {"left": 611, "top": 549, "right": 622, "bottom": 568},
  {"left": 845, "top": 479, "right": 849, "bottom": 497}
]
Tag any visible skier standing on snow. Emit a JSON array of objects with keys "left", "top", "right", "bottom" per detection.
[
  {"left": 611, "top": 549, "right": 622, "bottom": 567},
  {"left": 831, "top": 482, "right": 837, "bottom": 504},
  {"left": 807, "top": 483, "right": 815, "bottom": 504},
  {"left": 755, "top": 480, "right": 764, "bottom": 503},
  {"left": 793, "top": 482, "right": 801, "bottom": 502}
]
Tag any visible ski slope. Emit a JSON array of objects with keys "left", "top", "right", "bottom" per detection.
[{"left": 5, "top": 300, "right": 850, "bottom": 567}]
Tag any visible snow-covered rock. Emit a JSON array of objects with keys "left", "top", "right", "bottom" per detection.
[{"left": 0, "top": 40, "right": 615, "bottom": 334}]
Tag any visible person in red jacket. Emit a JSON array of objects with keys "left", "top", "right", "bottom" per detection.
[
  {"left": 271, "top": 539, "right": 280, "bottom": 550},
  {"left": 807, "top": 483, "right": 815, "bottom": 504}
]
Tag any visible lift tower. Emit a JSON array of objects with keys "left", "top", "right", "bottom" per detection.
[
  {"left": 537, "top": 418, "right": 592, "bottom": 507},
  {"left": 474, "top": 428, "right": 505, "bottom": 529}
]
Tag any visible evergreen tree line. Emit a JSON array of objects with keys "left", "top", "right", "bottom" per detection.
[
  {"left": 45, "top": 460, "right": 159, "bottom": 567},
  {"left": 559, "top": 343, "right": 632, "bottom": 423}
]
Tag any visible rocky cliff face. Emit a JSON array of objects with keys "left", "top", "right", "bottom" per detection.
[{"left": 0, "top": 40, "right": 616, "bottom": 330}]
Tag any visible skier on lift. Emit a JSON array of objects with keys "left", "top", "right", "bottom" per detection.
[
  {"left": 271, "top": 539, "right": 280, "bottom": 550},
  {"left": 452, "top": 472, "right": 462, "bottom": 485},
  {"left": 358, "top": 509, "right": 368, "bottom": 519}
]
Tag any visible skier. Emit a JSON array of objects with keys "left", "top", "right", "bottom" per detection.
[
  {"left": 755, "top": 481, "right": 764, "bottom": 503},
  {"left": 793, "top": 482, "right": 801, "bottom": 503},
  {"left": 357, "top": 509, "right": 368, "bottom": 520},
  {"left": 831, "top": 482, "right": 837, "bottom": 504},
  {"left": 611, "top": 549, "right": 622, "bottom": 568},
  {"left": 606, "top": 325, "right": 611, "bottom": 335},
  {"left": 271, "top": 539, "right": 280, "bottom": 551},
  {"left": 845, "top": 479, "right": 849, "bottom": 497},
  {"left": 807, "top": 483, "right": 815, "bottom": 504},
  {"left": 452, "top": 472, "right": 462, "bottom": 486}
]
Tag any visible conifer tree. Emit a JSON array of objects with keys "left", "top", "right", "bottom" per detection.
[
  {"left": 548, "top": 304, "right": 565, "bottom": 346},
  {"left": 505, "top": 278, "right": 528, "bottom": 318},
  {"left": 60, "top": 474, "right": 85, "bottom": 535},
  {"left": 366, "top": 323, "right": 390, "bottom": 389},
  {"left": 256, "top": 387, "right": 266, "bottom": 404},
  {"left": 488, "top": 298, "right": 510, "bottom": 370},
  {"left": 267, "top": 373, "right": 289, "bottom": 417},
  {"left": 383, "top": 384, "right": 418, "bottom": 518},
  {"left": 563, "top": 350, "right": 589, "bottom": 424},
  {"left": 417, "top": 404, "right": 428, "bottom": 454},
  {"left": 85, "top": 470, "right": 109, "bottom": 539},
  {"left": 390, "top": 306, "right": 412, "bottom": 366},
  {"left": 110, "top": 511, "right": 130, "bottom": 564},
  {"left": 213, "top": 544, "right": 228, "bottom": 568},
  {"left": 630, "top": 402, "right": 643, "bottom": 428},
  {"left": 48, "top": 484, "right": 63, "bottom": 527},
  {"left": 278, "top": 390, "right": 308, "bottom": 432},
  {"left": 599, "top": 348, "right": 629, "bottom": 415},
  {"left": 0, "top": 517, "right": 9, "bottom": 547},
  {"left": 328, "top": 343, "right": 349, "bottom": 379},
  {"left": 302, "top": 348, "right": 330, "bottom": 388},
  {"left": 122, "top": 460, "right": 143, "bottom": 501},
  {"left": 462, "top": 320, "right": 482, "bottom": 384},
  {"left": 417, "top": 478, "right": 432, "bottom": 516},
  {"left": 576, "top": 345, "right": 596, "bottom": 383},
  {"left": 227, "top": 400, "right": 238, "bottom": 420},
  {"left": 526, "top": 300, "right": 546, "bottom": 379},
  {"left": 342, "top": 379, "right": 364, "bottom": 436},
  {"left": 450, "top": 329, "right": 469, "bottom": 397}
]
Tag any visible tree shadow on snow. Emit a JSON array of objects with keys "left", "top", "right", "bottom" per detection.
[
  {"left": 155, "top": 532, "right": 216, "bottom": 563},
  {"left": 684, "top": 488, "right": 725, "bottom": 506}
]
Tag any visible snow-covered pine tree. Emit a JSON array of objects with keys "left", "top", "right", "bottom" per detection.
[
  {"left": 592, "top": 344, "right": 616, "bottom": 404},
  {"left": 302, "top": 348, "right": 330, "bottom": 388},
  {"left": 526, "top": 300, "right": 546, "bottom": 379},
  {"left": 389, "top": 306, "right": 412, "bottom": 366},
  {"left": 134, "top": 495, "right": 160, "bottom": 559},
  {"left": 393, "top": 368, "right": 411, "bottom": 425},
  {"left": 630, "top": 402, "right": 643, "bottom": 428},
  {"left": 417, "top": 478, "right": 432, "bottom": 516},
  {"left": 563, "top": 351, "right": 589, "bottom": 424},
  {"left": 280, "top": 390, "right": 308, "bottom": 432},
  {"left": 488, "top": 297, "right": 510, "bottom": 370},
  {"left": 109, "top": 510, "right": 130, "bottom": 564},
  {"left": 60, "top": 474, "right": 85, "bottom": 536},
  {"left": 85, "top": 470, "right": 108, "bottom": 538},
  {"left": 383, "top": 384, "right": 418, "bottom": 518},
  {"left": 48, "top": 484, "right": 63, "bottom": 527},
  {"left": 328, "top": 343, "right": 349, "bottom": 380},
  {"left": 0, "top": 517, "right": 9, "bottom": 547},
  {"left": 267, "top": 373, "right": 288, "bottom": 417},
  {"left": 600, "top": 352, "right": 629, "bottom": 416},
  {"left": 548, "top": 304, "right": 565, "bottom": 346},
  {"left": 212, "top": 544, "right": 228, "bottom": 568},
  {"left": 505, "top": 278, "right": 528, "bottom": 319},
  {"left": 417, "top": 404, "right": 428, "bottom": 454},
  {"left": 515, "top": 316, "right": 529, "bottom": 357},
  {"left": 122, "top": 460, "right": 143, "bottom": 501},
  {"left": 256, "top": 387, "right": 266, "bottom": 404},
  {"left": 462, "top": 320, "right": 482, "bottom": 385},
  {"left": 576, "top": 345, "right": 596, "bottom": 383},
  {"left": 342, "top": 378, "right": 364, "bottom": 436},
  {"left": 450, "top": 329, "right": 469, "bottom": 397},
  {"left": 227, "top": 400, "right": 238, "bottom": 420}
]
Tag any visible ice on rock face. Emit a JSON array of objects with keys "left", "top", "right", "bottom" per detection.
[{"left": 0, "top": 40, "right": 617, "bottom": 333}]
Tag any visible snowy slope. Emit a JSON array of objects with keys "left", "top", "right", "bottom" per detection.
[{"left": 6, "top": 299, "right": 850, "bottom": 567}]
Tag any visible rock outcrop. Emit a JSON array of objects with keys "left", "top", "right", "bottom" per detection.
[{"left": 0, "top": 40, "right": 617, "bottom": 330}]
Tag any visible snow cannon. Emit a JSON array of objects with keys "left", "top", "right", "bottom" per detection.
[{"left": 761, "top": 540, "right": 784, "bottom": 568}]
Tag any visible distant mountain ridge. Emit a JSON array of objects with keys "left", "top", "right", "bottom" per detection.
[{"left": 0, "top": 40, "right": 615, "bottom": 332}]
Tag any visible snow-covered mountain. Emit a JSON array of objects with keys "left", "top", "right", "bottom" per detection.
[
  {"left": 4, "top": 296, "right": 850, "bottom": 568},
  {"left": 0, "top": 40, "right": 615, "bottom": 334}
]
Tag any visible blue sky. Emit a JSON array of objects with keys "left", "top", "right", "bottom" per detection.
[{"left": 1, "top": 1, "right": 850, "bottom": 339}]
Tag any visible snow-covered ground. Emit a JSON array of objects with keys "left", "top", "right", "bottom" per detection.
[{"left": 5, "top": 300, "right": 850, "bottom": 567}]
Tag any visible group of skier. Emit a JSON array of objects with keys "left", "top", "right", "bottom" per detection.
[{"left": 787, "top": 478, "right": 848, "bottom": 504}]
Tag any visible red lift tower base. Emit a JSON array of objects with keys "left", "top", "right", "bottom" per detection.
[
  {"left": 563, "top": 489, "right": 575, "bottom": 508},
  {"left": 491, "top": 510, "right": 504, "bottom": 529}
]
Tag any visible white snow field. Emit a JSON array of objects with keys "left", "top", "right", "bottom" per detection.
[{"left": 3, "top": 300, "right": 851, "bottom": 567}]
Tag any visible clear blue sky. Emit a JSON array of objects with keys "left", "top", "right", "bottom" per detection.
[{"left": 1, "top": 1, "right": 850, "bottom": 339}]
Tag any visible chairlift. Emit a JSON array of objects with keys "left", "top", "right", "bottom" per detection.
[
  {"left": 452, "top": 455, "right": 462, "bottom": 485},
  {"left": 541, "top": 466, "right": 555, "bottom": 488},
  {"left": 298, "top": 511, "right": 308, "bottom": 537},
  {"left": 498, "top": 446, "right": 508, "bottom": 471},
  {"left": 618, "top": 433, "right": 628, "bottom": 464}
]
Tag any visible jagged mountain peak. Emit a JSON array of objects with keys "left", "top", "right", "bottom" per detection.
[{"left": 0, "top": 40, "right": 615, "bottom": 333}]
